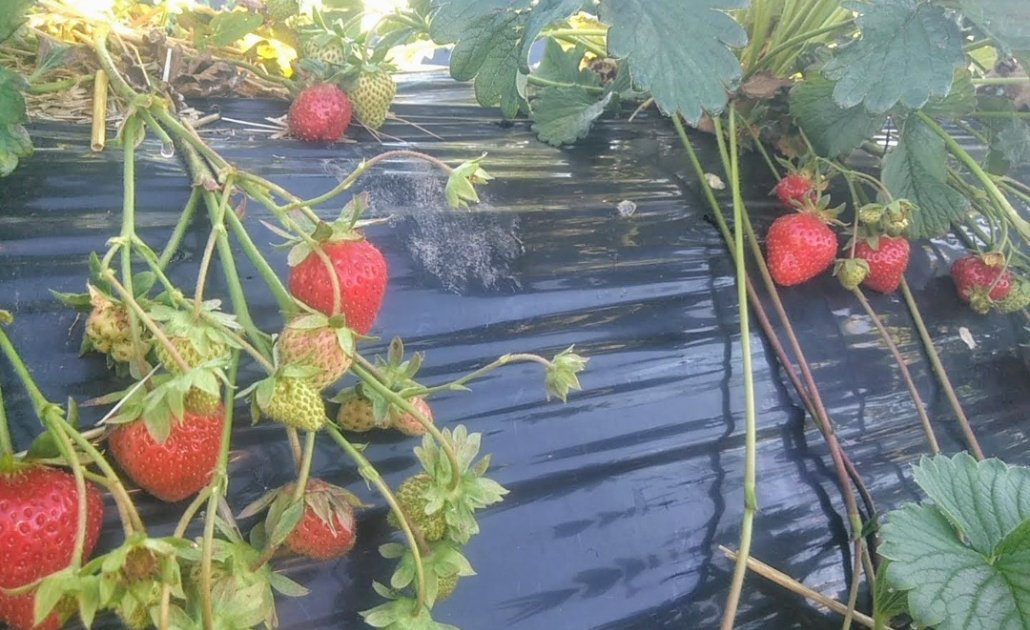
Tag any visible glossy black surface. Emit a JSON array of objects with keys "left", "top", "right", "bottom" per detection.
[{"left": 2, "top": 70, "right": 1029, "bottom": 630}]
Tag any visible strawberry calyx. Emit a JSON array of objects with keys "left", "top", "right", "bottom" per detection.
[
  {"left": 330, "top": 337, "right": 426, "bottom": 425},
  {"left": 377, "top": 540, "right": 475, "bottom": 608}
]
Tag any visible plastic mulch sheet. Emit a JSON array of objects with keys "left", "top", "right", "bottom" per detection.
[{"left": 3, "top": 70, "right": 1030, "bottom": 630}]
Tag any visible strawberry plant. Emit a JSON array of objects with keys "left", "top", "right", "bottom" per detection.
[{"left": 4, "top": 0, "right": 1030, "bottom": 629}]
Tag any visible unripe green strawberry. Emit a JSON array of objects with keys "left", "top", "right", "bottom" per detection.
[
  {"left": 388, "top": 474, "right": 445, "bottom": 542},
  {"left": 277, "top": 318, "right": 353, "bottom": 390},
  {"left": 85, "top": 287, "right": 149, "bottom": 363},
  {"left": 262, "top": 377, "right": 326, "bottom": 432},
  {"left": 336, "top": 397, "right": 376, "bottom": 432},
  {"left": 995, "top": 277, "right": 1030, "bottom": 313},
  {"left": 301, "top": 39, "right": 346, "bottom": 66},
  {"left": 155, "top": 337, "right": 228, "bottom": 374},
  {"left": 264, "top": 0, "right": 298, "bottom": 22},
  {"left": 349, "top": 71, "right": 396, "bottom": 130},
  {"left": 390, "top": 397, "right": 433, "bottom": 437},
  {"left": 834, "top": 258, "right": 869, "bottom": 291},
  {"left": 115, "top": 585, "right": 159, "bottom": 630},
  {"left": 185, "top": 388, "right": 222, "bottom": 415},
  {"left": 437, "top": 573, "right": 458, "bottom": 602}
]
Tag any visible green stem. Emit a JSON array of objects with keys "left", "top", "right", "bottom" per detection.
[
  {"left": 526, "top": 74, "right": 607, "bottom": 94},
  {"left": 0, "top": 379, "right": 13, "bottom": 456},
  {"left": 539, "top": 28, "right": 608, "bottom": 38},
  {"left": 45, "top": 419, "right": 89, "bottom": 568},
  {"left": 150, "top": 104, "right": 230, "bottom": 172},
  {"left": 102, "top": 272, "right": 192, "bottom": 374},
  {"left": 120, "top": 117, "right": 149, "bottom": 377},
  {"left": 917, "top": 111, "right": 1030, "bottom": 241},
  {"left": 26, "top": 76, "right": 87, "bottom": 94},
  {"left": 841, "top": 539, "right": 863, "bottom": 630},
  {"left": 201, "top": 352, "right": 239, "bottom": 630},
  {"left": 742, "top": 0, "right": 773, "bottom": 73},
  {"left": 325, "top": 425, "right": 428, "bottom": 613},
  {"left": 90, "top": 28, "right": 138, "bottom": 101},
  {"left": 282, "top": 150, "right": 455, "bottom": 213},
  {"left": 351, "top": 360, "right": 463, "bottom": 490},
  {"left": 899, "top": 279, "right": 985, "bottom": 460},
  {"left": 971, "top": 77, "right": 1030, "bottom": 86},
  {"left": 554, "top": 35, "right": 606, "bottom": 58},
  {"left": 251, "top": 430, "right": 316, "bottom": 570},
  {"left": 417, "top": 353, "right": 553, "bottom": 396},
  {"left": 963, "top": 38, "right": 993, "bottom": 52},
  {"left": 221, "top": 58, "right": 296, "bottom": 92},
  {"left": 193, "top": 183, "right": 233, "bottom": 318},
  {"left": 160, "top": 485, "right": 213, "bottom": 630},
  {"left": 852, "top": 289, "right": 939, "bottom": 454},
  {"left": 714, "top": 108, "right": 759, "bottom": 630},
  {"left": 56, "top": 415, "right": 144, "bottom": 535},
  {"left": 966, "top": 111, "right": 1030, "bottom": 119},
  {"left": 158, "top": 189, "right": 200, "bottom": 268},
  {"left": 234, "top": 173, "right": 320, "bottom": 225},
  {"left": 223, "top": 207, "right": 296, "bottom": 314}
]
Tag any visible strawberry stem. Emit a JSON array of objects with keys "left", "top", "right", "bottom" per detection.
[
  {"left": 223, "top": 207, "right": 296, "bottom": 313},
  {"left": 852, "top": 288, "right": 940, "bottom": 454},
  {"left": 712, "top": 107, "right": 759, "bottom": 630},
  {"left": 193, "top": 181, "right": 234, "bottom": 320},
  {"left": 120, "top": 117, "right": 151, "bottom": 378},
  {"left": 102, "top": 271, "right": 192, "bottom": 373},
  {"left": 416, "top": 352, "right": 553, "bottom": 396},
  {"left": 251, "top": 430, "right": 316, "bottom": 570},
  {"left": 899, "top": 279, "right": 985, "bottom": 460},
  {"left": 44, "top": 419, "right": 89, "bottom": 569},
  {"left": 351, "top": 359, "right": 463, "bottom": 490},
  {"left": 158, "top": 188, "right": 201, "bottom": 269},
  {"left": 0, "top": 379, "right": 13, "bottom": 457},
  {"left": 325, "top": 425, "right": 428, "bottom": 614},
  {"left": 282, "top": 150, "right": 455, "bottom": 214}
]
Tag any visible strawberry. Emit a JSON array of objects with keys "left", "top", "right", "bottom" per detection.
[
  {"left": 951, "top": 255, "right": 1013, "bottom": 314},
  {"left": 388, "top": 474, "right": 445, "bottom": 542},
  {"left": 854, "top": 236, "right": 910, "bottom": 293},
  {"left": 834, "top": 258, "right": 869, "bottom": 291},
  {"left": 436, "top": 573, "right": 458, "bottom": 602},
  {"left": 264, "top": 0, "right": 298, "bottom": 22},
  {"left": 150, "top": 305, "right": 238, "bottom": 414},
  {"left": 300, "top": 38, "right": 346, "bottom": 66},
  {"left": 288, "top": 238, "right": 388, "bottom": 335},
  {"left": 85, "top": 286, "right": 147, "bottom": 364},
  {"left": 277, "top": 480, "right": 360, "bottom": 561},
  {"left": 390, "top": 397, "right": 433, "bottom": 437},
  {"left": 108, "top": 406, "right": 225, "bottom": 502},
  {"left": 995, "top": 277, "right": 1030, "bottom": 313},
  {"left": 774, "top": 173, "right": 817, "bottom": 208},
  {"left": 288, "top": 84, "right": 352, "bottom": 142},
  {"left": 277, "top": 314, "right": 354, "bottom": 390},
  {"left": 258, "top": 376, "right": 327, "bottom": 432},
  {"left": 336, "top": 396, "right": 377, "bottom": 432},
  {"left": 349, "top": 71, "right": 396, "bottom": 130},
  {"left": 0, "top": 465, "right": 105, "bottom": 630},
  {"left": 766, "top": 212, "right": 838, "bottom": 286}
]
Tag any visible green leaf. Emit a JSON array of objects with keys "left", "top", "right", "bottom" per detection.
[
  {"left": 0, "top": 68, "right": 28, "bottom": 126},
  {"left": 26, "top": 431, "right": 62, "bottom": 460},
  {"left": 268, "top": 500, "right": 304, "bottom": 548},
  {"left": 535, "top": 36, "right": 598, "bottom": 87},
  {"left": 882, "top": 115, "right": 969, "bottom": 239},
  {"left": 268, "top": 572, "right": 310, "bottom": 597},
  {"left": 531, "top": 88, "right": 612, "bottom": 147},
  {"left": 0, "top": 0, "right": 33, "bottom": 43},
  {"left": 821, "top": 0, "right": 964, "bottom": 113},
  {"left": 209, "top": 11, "right": 264, "bottom": 47},
  {"left": 132, "top": 272, "right": 157, "bottom": 298},
  {"left": 598, "top": 0, "right": 747, "bottom": 125},
  {"left": 789, "top": 74, "right": 887, "bottom": 158},
  {"left": 922, "top": 68, "right": 977, "bottom": 118},
  {"left": 882, "top": 503, "right": 1030, "bottom": 630},
  {"left": 959, "top": 0, "right": 1030, "bottom": 52},
  {"left": 991, "top": 118, "right": 1030, "bottom": 170},
  {"left": 446, "top": 11, "right": 523, "bottom": 118},
  {"left": 911, "top": 453, "right": 1030, "bottom": 554},
  {"left": 0, "top": 71, "right": 31, "bottom": 177}
]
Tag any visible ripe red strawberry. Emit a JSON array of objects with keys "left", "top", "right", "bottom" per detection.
[
  {"left": 854, "top": 237, "right": 910, "bottom": 293},
  {"left": 390, "top": 397, "right": 433, "bottom": 437},
  {"left": 288, "top": 239, "right": 388, "bottom": 335},
  {"left": 108, "top": 406, "right": 225, "bottom": 502},
  {"left": 0, "top": 466, "right": 105, "bottom": 630},
  {"left": 766, "top": 213, "right": 838, "bottom": 286},
  {"left": 951, "top": 255, "right": 1013, "bottom": 314},
  {"left": 277, "top": 480, "right": 359, "bottom": 561},
  {"left": 774, "top": 173, "right": 816, "bottom": 208},
  {"left": 288, "top": 84, "right": 353, "bottom": 142}
]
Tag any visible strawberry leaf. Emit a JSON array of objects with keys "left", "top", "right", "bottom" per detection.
[
  {"left": 268, "top": 572, "right": 309, "bottom": 598},
  {"left": 34, "top": 568, "right": 77, "bottom": 625},
  {"left": 268, "top": 500, "right": 304, "bottom": 548},
  {"left": 922, "top": 68, "right": 977, "bottom": 119},
  {"left": 599, "top": 0, "right": 747, "bottom": 125},
  {"left": 882, "top": 115, "right": 969, "bottom": 240},
  {"left": 880, "top": 454, "right": 1030, "bottom": 630},
  {"left": 535, "top": 38, "right": 599, "bottom": 86},
  {"left": 789, "top": 75, "right": 888, "bottom": 158},
  {"left": 0, "top": 68, "right": 31, "bottom": 177},
  {"left": 208, "top": 10, "right": 264, "bottom": 47},
  {"left": 821, "top": 0, "right": 964, "bottom": 113},
  {"left": 429, "top": 0, "right": 583, "bottom": 117},
  {"left": 0, "top": 0, "right": 32, "bottom": 43},
  {"left": 958, "top": 0, "right": 1030, "bottom": 53},
  {"left": 531, "top": 87, "right": 613, "bottom": 147}
]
